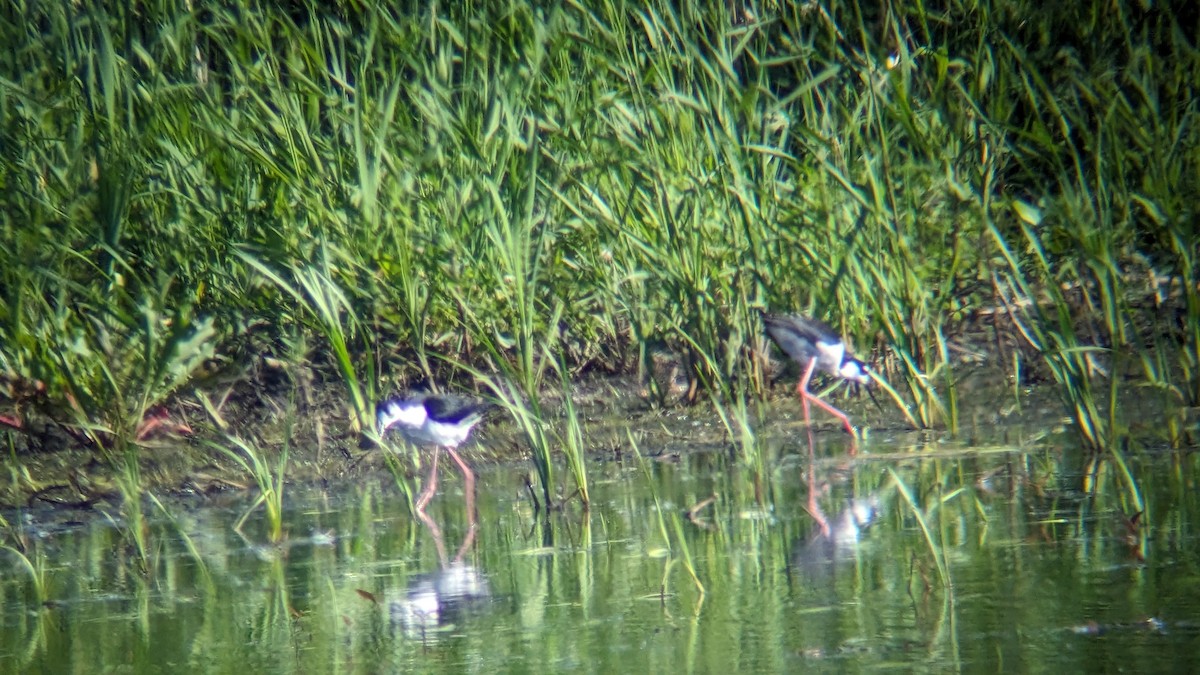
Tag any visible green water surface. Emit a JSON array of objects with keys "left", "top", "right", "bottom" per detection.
[{"left": 3, "top": 427, "right": 1199, "bottom": 673}]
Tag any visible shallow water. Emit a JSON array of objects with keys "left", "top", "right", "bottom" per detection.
[{"left": 3, "top": 422, "right": 1200, "bottom": 673}]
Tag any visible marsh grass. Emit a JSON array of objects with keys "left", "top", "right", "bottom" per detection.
[
  {"left": 452, "top": 355, "right": 594, "bottom": 513},
  {"left": 632, "top": 431, "right": 704, "bottom": 595},
  {"left": 888, "top": 468, "right": 951, "bottom": 589},
  {"left": 1, "top": 0, "right": 1198, "bottom": 518},
  {"left": 376, "top": 440, "right": 419, "bottom": 516},
  {"left": 476, "top": 369, "right": 558, "bottom": 512},
  {"left": 214, "top": 431, "right": 290, "bottom": 544},
  {"left": 238, "top": 249, "right": 376, "bottom": 433},
  {"left": 974, "top": 7, "right": 1200, "bottom": 450},
  {"left": 147, "top": 491, "right": 212, "bottom": 585},
  {"left": 112, "top": 442, "right": 151, "bottom": 570},
  {"left": 2, "top": 543, "right": 48, "bottom": 604},
  {"left": 557, "top": 361, "right": 590, "bottom": 509}
]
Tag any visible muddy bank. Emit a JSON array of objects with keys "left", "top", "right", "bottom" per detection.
[{"left": 0, "top": 352, "right": 1132, "bottom": 516}]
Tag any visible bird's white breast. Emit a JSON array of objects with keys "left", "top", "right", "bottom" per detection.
[
  {"left": 814, "top": 340, "right": 846, "bottom": 374},
  {"left": 378, "top": 400, "right": 429, "bottom": 433}
]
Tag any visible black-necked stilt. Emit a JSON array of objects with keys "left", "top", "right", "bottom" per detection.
[
  {"left": 793, "top": 494, "right": 882, "bottom": 578},
  {"left": 377, "top": 393, "right": 493, "bottom": 515},
  {"left": 762, "top": 313, "right": 872, "bottom": 437},
  {"left": 389, "top": 559, "right": 490, "bottom": 640}
]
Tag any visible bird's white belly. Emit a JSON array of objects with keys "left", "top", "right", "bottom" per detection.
[{"left": 397, "top": 418, "right": 471, "bottom": 448}]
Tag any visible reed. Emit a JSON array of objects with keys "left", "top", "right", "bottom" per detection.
[
  {"left": 148, "top": 492, "right": 212, "bottom": 585},
  {"left": 214, "top": 431, "right": 290, "bottom": 544},
  {"left": 471, "top": 364, "right": 558, "bottom": 512},
  {"left": 2, "top": 544, "right": 47, "bottom": 605},
  {"left": 632, "top": 431, "right": 704, "bottom": 595},
  {"left": 375, "top": 439, "right": 419, "bottom": 516},
  {"left": 1, "top": 0, "right": 1196, "bottom": 490},
  {"left": 237, "top": 249, "right": 376, "bottom": 434},
  {"left": 888, "top": 468, "right": 951, "bottom": 589},
  {"left": 556, "top": 359, "right": 591, "bottom": 509}
]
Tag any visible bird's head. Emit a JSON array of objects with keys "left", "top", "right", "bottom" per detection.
[{"left": 839, "top": 357, "right": 871, "bottom": 384}]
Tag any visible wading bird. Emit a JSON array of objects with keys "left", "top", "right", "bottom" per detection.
[
  {"left": 376, "top": 393, "right": 493, "bottom": 516},
  {"left": 761, "top": 313, "right": 872, "bottom": 437}
]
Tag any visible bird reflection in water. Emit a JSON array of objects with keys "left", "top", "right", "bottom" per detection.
[
  {"left": 791, "top": 424, "right": 882, "bottom": 583},
  {"left": 388, "top": 510, "right": 491, "bottom": 643},
  {"left": 793, "top": 494, "right": 881, "bottom": 573}
]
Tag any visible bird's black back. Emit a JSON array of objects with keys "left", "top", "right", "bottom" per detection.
[{"left": 424, "top": 395, "right": 494, "bottom": 425}]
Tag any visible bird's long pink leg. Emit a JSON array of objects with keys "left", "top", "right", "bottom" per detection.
[
  {"left": 806, "top": 446, "right": 831, "bottom": 538},
  {"left": 796, "top": 357, "right": 818, "bottom": 430},
  {"left": 799, "top": 388, "right": 832, "bottom": 536},
  {"left": 796, "top": 357, "right": 858, "bottom": 445},
  {"left": 806, "top": 394, "right": 855, "bottom": 437},
  {"left": 414, "top": 446, "right": 442, "bottom": 514},
  {"left": 446, "top": 447, "right": 477, "bottom": 529},
  {"left": 415, "top": 508, "right": 450, "bottom": 565},
  {"left": 453, "top": 523, "right": 478, "bottom": 562}
]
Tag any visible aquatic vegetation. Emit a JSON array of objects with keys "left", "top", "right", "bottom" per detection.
[
  {"left": 465, "top": 358, "right": 596, "bottom": 514},
  {"left": 557, "top": 361, "right": 591, "bottom": 509},
  {"left": 378, "top": 443, "right": 420, "bottom": 516},
  {"left": 214, "top": 431, "right": 290, "bottom": 544},
  {"left": 3, "top": 442, "right": 1194, "bottom": 672},
  {"left": 110, "top": 441, "right": 150, "bottom": 570},
  {"left": 631, "top": 432, "right": 704, "bottom": 598},
  {"left": 888, "top": 467, "right": 951, "bottom": 590},
  {"left": 2, "top": 543, "right": 47, "bottom": 605}
]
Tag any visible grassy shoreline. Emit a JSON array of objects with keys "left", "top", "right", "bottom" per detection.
[{"left": 2, "top": 1, "right": 1197, "bottom": 523}]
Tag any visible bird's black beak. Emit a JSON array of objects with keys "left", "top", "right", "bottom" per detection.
[
  {"left": 865, "top": 384, "right": 886, "bottom": 415},
  {"left": 850, "top": 378, "right": 886, "bottom": 416}
]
